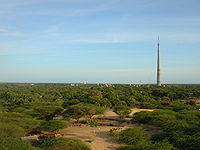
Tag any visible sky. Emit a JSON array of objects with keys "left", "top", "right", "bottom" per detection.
[{"left": 0, "top": 0, "right": 200, "bottom": 84}]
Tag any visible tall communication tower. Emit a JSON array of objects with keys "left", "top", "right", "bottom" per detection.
[{"left": 157, "top": 36, "right": 161, "bottom": 86}]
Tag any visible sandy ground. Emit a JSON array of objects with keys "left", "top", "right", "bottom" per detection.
[
  {"left": 60, "top": 126, "right": 126, "bottom": 150},
  {"left": 129, "top": 108, "right": 154, "bottom": 116},
  {"left": 59, "top": 108, "right": 155, "bottom": 150}
]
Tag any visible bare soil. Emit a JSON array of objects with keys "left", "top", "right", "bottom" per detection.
[
  {"left": 59, "top": 108, "right": 155, "bottom": 150},
  {"left": 60, "top": 126, "right": 127, "bottom": 150}
]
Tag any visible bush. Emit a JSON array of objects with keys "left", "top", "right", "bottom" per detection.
[
  {"left": 108, "top": 127, "right": 122, "bottom": 136},
  {"left": 171, "top": 132, "right": 200, "bottom": 150},
  {"left": 40, "top": 120, "right": 67, "bottom": 132},
  {"left": 31, "top": 105, "right": 63, "bottom": 120},
  {"left": 113, "top": 105, "right": 131, "bottom": 119},
  {"left": 62, "top": 99, "right": 80, "bottom": 108},
  {"left": 170, "top": 101, "right": 193, "bottom": 112},
  {"left": 38, "top": 137, "right": 90, "bottom": 150},
  {"left": 83, "top": 119, "right": 99, "bottom": 127},
  {"left": 133, "top": 108, "right": 200, "bottom": 150},
  {"left": 0, "top": 123, "right": 25, "bottom": 138},
  {"left": 0, "top": 137, "right": 38, "bottom": 150},
  {"left": 63, "top": 104, "right": 106, "bottom": 120},
  {"left": 0, "top": 112, "right": 40, "bottom": 132},
  {"left": 133, "top": 110, "right": 177, "bottom": 127},
  {"left": 118, "top": 127, "right": 149, "bottom": 145},
  {"left": 133, "top": 111, "right": 153, "bottom": 124},
  {"left": 118, "top": 139, "right": 176, "bottom": 150},
  {"left": 151, "top": 139, "right": 176, "bottom": 150},
  {"left": 161, "top": 119, "right": 189, "bottom": 132}
]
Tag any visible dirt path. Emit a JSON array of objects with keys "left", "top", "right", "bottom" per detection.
[
  {"left": 59, "top": 108, "right": 155, "bottom": 150},
  {"left": 129, "top": 108, "right": 154, "bottom": 116}
]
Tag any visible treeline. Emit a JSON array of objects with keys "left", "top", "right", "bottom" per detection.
[{"left": 1, "top": 84, "right": 200, "bottom": 111}]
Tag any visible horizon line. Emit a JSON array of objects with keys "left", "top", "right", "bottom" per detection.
[{"left": 0, "top": 82, "right": 200, "bottom": 85}]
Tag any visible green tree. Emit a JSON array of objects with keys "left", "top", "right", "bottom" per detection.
[
  {"left": 114, "top": 105, "right": 131, "bottom": 119},
  {"left": 63, "top": 104, "right": 106, "bottom": 120},
  {"left": 40, "top": 120, "right": 67, "bottom": 132}
]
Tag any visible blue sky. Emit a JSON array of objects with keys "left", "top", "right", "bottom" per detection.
[{"left": 0, "top": 0, "right": 200, "bottom": 84}]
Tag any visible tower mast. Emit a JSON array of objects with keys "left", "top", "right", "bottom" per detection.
[{"left": 157, "top": 36, "right": 161, "bottom": 86}]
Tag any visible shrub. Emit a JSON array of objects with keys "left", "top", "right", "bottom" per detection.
[
  {"left": 0, "top": 137, "right": 38, "bottom": 150},
  {"left": 118, "top": 127, "right": 149, "bottom": 145},
  {"left": 113, "top": 105, "right": 131, "bottom": 119},
  {"left": 63, "top": 104, "right": 106, "bottom": 120},
  {"left": 133, "top": 110, "right": 177, "bottom": 127},
  {"left": 170, "top": 132, "right": 200, "bottom": 150},
  {"left": 32, "top": 105, "right": 63, "bottom": 120},
  {"left": 161, "top": 119, "right": 189, "bottom": 132},
  {"left": 40, "top": 120, "right": 67, "bottom": 132},
  {"left": 133, "top": 108, "right": 200, "bottom": 150},
  {"left": 151, "top": 133, "right": 169, "bottom": 142},
  {"left": 83, "top": 119, "right": 99, "bottom": 127},
  {"left": 0, "top": 112, "right": 40, "bottom": 132},
  {"left": 108, "top": 127, "right": 122, "bottom": 136},
  {"left": 133, "top": 111, "right": 153, "bottom": 124},
  {"left": 151, "top": 139, "right": 176, "bottom": 150},
  {"left": 62, "top": 99, "right": 80, "bottom": 108},
  {"left": 118, "top": 139, "right": 176, "bottom": 150},
  {"left": 170, "top": 101, "right": 193, "bottom": 112},
  {"left": 38, "top": 137, "right": 90, "bottom": 150},
  {"left": 0, "top": 123, "right": 25, "bottom": 138}
]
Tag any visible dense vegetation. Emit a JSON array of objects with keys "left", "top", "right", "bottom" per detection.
[
  {"left": 132, "top": 106, "right": 200, "bottom": 150},
  {"left": 0, "top": 83, "right": 200, "bottom": 149},
  {"left": 110, "top": 127, "right": 176, "bottom": 150},
  {"left": 38, "top": 137, "right": 90, "bottom": 150}
]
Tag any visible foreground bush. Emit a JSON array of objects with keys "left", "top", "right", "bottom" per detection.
[
  {"left": 133, "top": 109, "right": 200, "bottom": 150},
  {"left": 40, "top": 120, "right": 67, "bottom": 132},
  {"left": 0, "top": 112, "right": 40, "bottom": 133},
  {"left": 118, "top": 127, "right": 149, "bottom": 145},
  {"left": 0, "top": 123, "right": 25, "bottom": 138},
  {"left": 0, "top": 137, "right": 38, "bottom": 150},
  {"left": 118, "top": 139, "right": 176, "bottom": 150},
  {"left": 38, "top": 137, "right": 90, "bottom": 150}
]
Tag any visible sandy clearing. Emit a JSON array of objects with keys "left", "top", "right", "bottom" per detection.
[
  {"left": 59, "top": 108, "right": 155, "bottom": 150},
  {"left": 59, "top": 126, "right": 127, "bottom": 150},
  {"left": 93, "top": 108, "right": 154, "bottom": 119}
]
